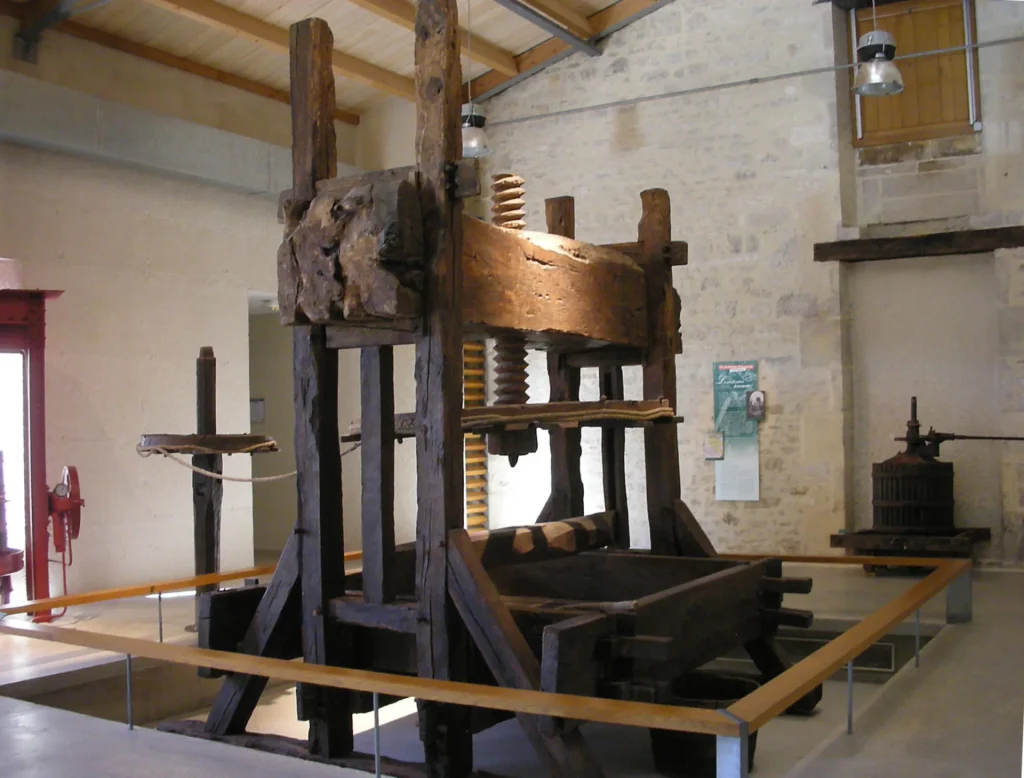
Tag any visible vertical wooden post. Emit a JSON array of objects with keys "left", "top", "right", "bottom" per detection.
[
  {"left": 414, "top": 0, "right": 472, "bottom": 771},
  {"left": 599, "top": 366, "right": 630, "bottom": 548},
  {"left": 289, "top": 17, "right": 352, "bottom": 759},
  {"left": 544, "top": 196, "right": 584, "bottom": 522},
  {"left": 193, "top": 346, "right": 223, "bottom": 626},
  {"left": 638, "top": 189, "right": 680, "bottom": 555},
  {"left": 361, "top": 346, "right": 396, "bottom": 604}
]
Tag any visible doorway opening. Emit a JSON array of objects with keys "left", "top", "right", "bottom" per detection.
[{"left": 0, "top": 351, "right": 27, "bottom": 604}]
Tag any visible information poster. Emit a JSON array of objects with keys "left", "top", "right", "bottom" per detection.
[
  {"left": 713, "top": 361, "right": 760, "bottom": 501},
  {"left": 713, "top": 362, "right": 759, "bottom": 438}
]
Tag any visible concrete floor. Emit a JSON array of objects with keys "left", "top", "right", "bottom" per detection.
[
  {"left": 0, "top": 696, "right": 352, "bottom": 778},
  {"left": 1, "top": 566, "right": 1021, "bottom": 777}
]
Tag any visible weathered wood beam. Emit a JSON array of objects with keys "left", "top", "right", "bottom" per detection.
[
  {"left": 632, "top": 561, "right": 766, "bottom": 673},
  {"left": 814, "top": 226, "right": 1024, "bottom": 263},
  {"left": 289, "top": 19, "right": 352, "bottom": 759},
  {"left": 540, "top": 196, "right": 584, "bottom": 525},
  {"left": 672, "top": 498, "right": 715, "bottom": 557},
  {"left": 138, "top": 0, "right": 416, "bottom": 98},
  {"left": 599, "top": 366, "right": 630, "bottom": 548},
  {"left": 341, "top": 400, "right": 675, "bottom": 442},
  {"left": 539, "top": 612, "right": 612, "bottom": 735},
  {"left": 360, "top": 346, "right": 396, "bottom": 603},
  {"left": 637, "top": 189, "right": 680, "bottom": 555},
  {"left": 0, "top": 6, "right": 361, "bottom": 125},
  {"left": 490, "top": 552, "right": 741, "bottom": 603},
  {"left": 602, "top": 241, "right": 688, "bottom": 267},
  {"left": 342, "top": 0, "right": 517, "bottom": 75},
  {"left": 278, "top": 172, "right": 423, "bottom": 325},
  {"left": 414, "top": 0, "right": 473, "bottom": 770},
  {"left": 193, "top": 347, "right": 222, "bottom": 626},
  {"left": 470, "top": 512, "right": 614, "bottom": 568},
  {"left": 463, "top": 217, "right": 647, "bottom": 346},
  {"left": 447, "top": 529, "right": 606, "bottom": 777},
  {"left": 205, "top": 536, "right": 301, "bottom": 734},
  {"left": 330, "top": 597, "right": 417, "bottom": 633},
  {"left": 464, "top": 0, "right": 679, "bottom": 100}
]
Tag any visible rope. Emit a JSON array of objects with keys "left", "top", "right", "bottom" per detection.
[{"left": 136, "top": 443, "right": 362, "bottom": 483}]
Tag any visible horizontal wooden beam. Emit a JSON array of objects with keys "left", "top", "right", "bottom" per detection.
[
  {"left": 814, "top": 227, "right": 1024, "bottom": 263},
  {"left": 0, "top": 9, "right": 360, "bottom": 125},
  {"left": 342, "top": 400, "right": 676, "bottom": 441},
  {"left": 517, "top": 0, "right": 594, "bottom": 39},
  {"left": 602, "top": 240, "right": 688, "bottom": 267},
  {"left": 465, "top": 0, "right": 678, "bottom": 101},
  {"left": 468, "top": 511, "right": 614, "bottom": 567},
  {"left": 0, "top": 620, "right": 740, "bottom": 736},
  {"left": 138, "top": 0, "right": 416, "bottom": 98},
  {"left": 727, "top": 558, "right": 969, "bottom": 731},
  {"left": 343, "top": 0, "right": 518, "bottom": 76}
]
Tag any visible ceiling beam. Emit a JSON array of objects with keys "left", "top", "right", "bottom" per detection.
[
  {"left": 0, "top": 2, "right": 360, "bottom": 124},
  {"left": 488, "top": 0, "right": 598, "bottom": 56},
  {"left": 60, "top": 20, "right": 362, "bottom": 125},
  {"left": 516, "top": 0, "right": 593, "bottom": 40},
  {"left": 465, "top": 0, "right": 677, "bottom": 101},
  {"left": 139, "top": 0, "right": 416, "bottom": 98},
  {"left": 343, "top": 0, "right": 518, "bottom": 76}
]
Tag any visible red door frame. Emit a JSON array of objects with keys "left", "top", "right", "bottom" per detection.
[{"left": 0, "top": 290, "right": 62, "bottom": 616}]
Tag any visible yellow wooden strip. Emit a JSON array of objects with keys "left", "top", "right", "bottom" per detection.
[
  {"left": 728, "top": 559, "right": 968, "bottom": 731},
  {"left": 464, "top": 368, "right": 485, "bottom": 377},
  {"left": 0, "top": 554, "right": 356, "bottom": 616},
  {"left": 466, "top": 467, "right": 488, "bottom": 477},
  {"left": 467, "top": 504, "right": 489, "bottom": 515},
  {"left": 0, "top": 621, "right": 739, "bottom": 736}
]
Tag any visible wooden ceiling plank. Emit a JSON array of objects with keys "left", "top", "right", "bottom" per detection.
[
  {"left": 465, "top": 0, "right": 676, "bottom": 100},
  {"left": 2, "top": 7, "right": 362, "bottom": 125},
  {"left": 344, "top": 0, "right": 518, "bottom": 76},
  {"left": 517, "top": 0, "right": 592, "bottom": 39},
  {"left": 139, "top": 0, "right": 416, "bottom": 97}
]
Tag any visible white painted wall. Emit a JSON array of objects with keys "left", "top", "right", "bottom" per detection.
[
  {"left": 847, "top": 255, "right": 1001, "bottom": 536},
  {"left": 0, "top": 140, "right": 281, "bottom": 591}
]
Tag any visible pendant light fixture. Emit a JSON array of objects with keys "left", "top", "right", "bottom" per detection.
[
  {"left": 853, "top": 0, "right": 904, "bottom": 97},
  {"left": 461, "top": 0, "right": 492, "bottom": 158}
]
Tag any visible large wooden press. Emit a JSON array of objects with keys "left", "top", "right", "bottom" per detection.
[{"left": 190, "top": 3, "right": 820, "bottom": 775}]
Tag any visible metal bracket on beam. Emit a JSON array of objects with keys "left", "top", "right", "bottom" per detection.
[
  {"left": 13, "top": 0, "right": 77, "bottom": 64},
  {"left": 488, "top": 0, "right": 601, "bottom": 56}
]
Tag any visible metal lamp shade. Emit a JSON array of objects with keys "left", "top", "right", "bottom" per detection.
[
  {"left": 462, "top": 125, "right": 491, "bottom": 158},
  {"left": 461, "top": 102, "right": 492, "bottom": 158},
  {"left": 853, "top": 56, "right": 905, "bottom": 97}
]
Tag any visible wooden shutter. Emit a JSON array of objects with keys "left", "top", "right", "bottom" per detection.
[{"left": 851, "top": 0, "right": 979, "bottom": 147}]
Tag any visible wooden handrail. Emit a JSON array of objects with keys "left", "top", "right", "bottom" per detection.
[
  {"left": 0, "top": 620, "right": 739, "bottom": 737},
  {"left": 720, "top": 552, "right": 947, "bottom": 567},
  {"left": 0, "top": 551, "right": 970, "bottom": 740},
  {"left": 726, "top": 558, "right": 969, "bottom": 732},
  {"left": 0, "top": 551, "right": 363, "bottom": 616}
]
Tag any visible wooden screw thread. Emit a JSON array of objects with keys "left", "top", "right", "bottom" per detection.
[
  {"left": 493, "top": 336, "right": 529, "bottom": 406},
  {"left": 490, "top": 173, "right": 526, "bottom": 230},
  {"left": 490, "top": 173, "right": 530, "bottom": 407}
]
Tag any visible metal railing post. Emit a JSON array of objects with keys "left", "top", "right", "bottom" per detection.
[{"left": 125, "top": 654, "right": 134, "bottom": 730}]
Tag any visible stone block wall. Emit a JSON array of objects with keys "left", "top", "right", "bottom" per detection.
[
  {"left": 996, "top": 248, "right": 1024, "bottom": 564},
  {"left": 482, "top": 0, "right": 848, "bottom": 554},
  {"left": 852, "top": 3, "right": 1024, "bottom": 228}
]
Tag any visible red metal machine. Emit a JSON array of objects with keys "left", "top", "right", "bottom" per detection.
[{"left": 0, "top": 289, "right": 65, "bottom": 618}]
